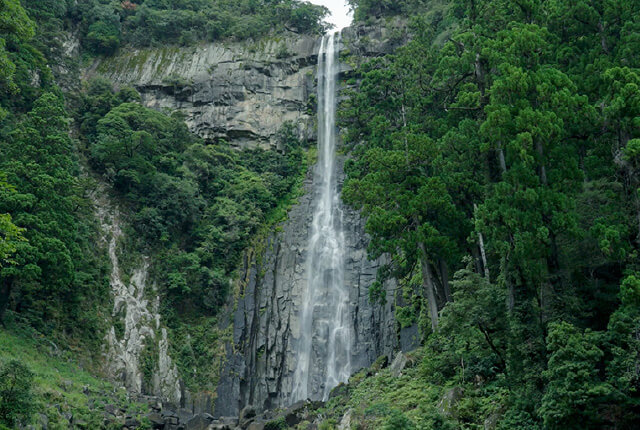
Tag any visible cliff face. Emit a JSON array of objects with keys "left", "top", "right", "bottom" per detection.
[
  {"left": 83, "top": 21, "right": 416, "bottom": 417},
  {"left": 214, "top": 22, "right": 416, "bottom": 417},
  {"left": 214, "top": 156, "right": 406, "bottom": 417},
  {"left": 92, "top": 186, "right": 182, "bottom": 405},
  {"left": 88, "top": 36, "right": 319, "bottom": 149}
]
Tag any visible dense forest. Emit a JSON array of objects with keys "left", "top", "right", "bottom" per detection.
[
  {"left": 1, "top": 0, "right": 640, "bottom": 428},
  {"left": 336, "top": 0, "right": 640, "bottom": 428}
]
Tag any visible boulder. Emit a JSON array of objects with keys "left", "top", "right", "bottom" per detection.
[
  {"left": 284, "top": 400, "right": 312, "bottom": 427},
  {"left": 124, "top": 417, "right": 141, "bottom": 428},
  {"left": 147, "top": 412, "right": 165, "bottom": 429},
  {"left": 185, "top": 414, "right": 214, "bottom": 430},
  {"left": 438, "top": 387, "right": 465, "bottom": 418},
  {"left": 38, "top": 413, "right": 49, "bottom": 430},
  {"left": 390, "top": 352, "right": 408, "bottom": 377},
  {"left": 337, "top": 409, "right": 353, "bottom": 430},
  {"left": 239, "top": 406, "right": 257, "bottom": 427},
  {"left": 105, "top": 404, "right": 118, "bottom": 416}
]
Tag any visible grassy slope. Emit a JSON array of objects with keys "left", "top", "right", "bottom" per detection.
[
  {"left": 311, "top": 350, "right": 509, "bottom": 430},
  {"left": 0, "top": 329, "right": 149, "bottom": 429}
]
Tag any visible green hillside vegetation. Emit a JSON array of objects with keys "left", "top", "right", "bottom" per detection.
[
  {"left": 0, "top": 328, "right": 151, "bottom": 429},
  {"left": 22, "top": 0, "right": 329, "bottom": 56},
  {"left": 338, "top": 0, "right": 640, "bottom": 428}
]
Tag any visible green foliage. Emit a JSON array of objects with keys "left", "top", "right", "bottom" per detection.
[
  {"left": 341, "top": 0, "right": 640, "bottom": 426},
  {"left": 264, "top": 416, "right": 287, "bottom": 430},
  {"left": 540, "top": 322, "right": 612, "bottom": 429},
  {"left": 0, "top": 91, "right": 109, "bottom": 340},
  {"left": 32, "top": 0, "right": 329, "bottom": 56},
  {"left": 0, "top": 329, "right": 150, "bottom": 428},
  {"left": 0, "top": 180, "right": 25, "bottom": 269},
  {"left": 79, "top": 81, "right": 308, "bottom": 391},
  {"left": 85, "top": 20, "right": 120, "bottom": 55},
  {"left": 0, "top": 359, "right": 33, "bottom": 427},
  {"left": 0, "top": 0, "right": 35, "bottom": 94}
]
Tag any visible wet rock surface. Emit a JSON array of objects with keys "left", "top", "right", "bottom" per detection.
[
  {"left": 213, "top": 157, "right": 401, "bottom": 417},
  {"left": 213, "top": 21, "right": 416, "bottom": 418},
  {"left": 87, "top": 36, "right": 319, "bottom": 150}
]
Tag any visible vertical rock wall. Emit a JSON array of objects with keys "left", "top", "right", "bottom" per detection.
[
  {"left": 214, "top": 156, "right": 403, "bottom": 417},
  {"left": 214, "top": 21, "right": 415, "bottom": 418},
  {"left": 93, "top": 190, "right": 182, "bottom": 404}
]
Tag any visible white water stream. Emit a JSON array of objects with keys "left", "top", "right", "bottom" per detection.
[{"left": 291, "top": 33, "right": 351, "bottom": 402}]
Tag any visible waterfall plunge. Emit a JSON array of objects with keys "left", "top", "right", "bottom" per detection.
[{"left": 291, "top": 33, "right": 351, "bottom": 403}]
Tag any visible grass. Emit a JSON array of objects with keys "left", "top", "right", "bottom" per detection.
[
  {"left": 0, "top": 328, "right": 149, "bottom": 429},
  {"left": 315, "top": 351, "right": 443, "bottom": 429}
]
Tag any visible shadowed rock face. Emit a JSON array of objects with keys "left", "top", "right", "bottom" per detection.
[
  {"left": 212, "top": 22, "right": 415, "bottom": 418},
  {"left": 213, "top": 154, "right": 400, "bottom": 417},
  {"left": 88, "top": 36, "right": 320, "bottom": 149}
]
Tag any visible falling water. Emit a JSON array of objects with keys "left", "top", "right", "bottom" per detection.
[{"left": 291, "top": 33, "right": 351, "bottom": 403}]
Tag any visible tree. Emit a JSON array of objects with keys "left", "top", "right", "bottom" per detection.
[
  {"left": 0, "top": 360, "right": 34, "bottom": 427},
  {"left": 0, "top": 179, "right": 24, "bottom": 269},
  {"left": 0, "top": 0, "right": 35, "bottom": 96},
  {"left": 540, "top": 322, "right": 612, "bottom": 429}
]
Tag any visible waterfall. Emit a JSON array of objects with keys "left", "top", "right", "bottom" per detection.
[{"left": 290, "top": 32, "right": 351, "bottom": 403}]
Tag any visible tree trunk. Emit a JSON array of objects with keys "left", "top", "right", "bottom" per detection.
[
  {"left": 498, "top": 147, "right": 507, "bottom": 174},
  {"left": 598, "top": 21, "right": 609, "bottom": 54},
  {"left": 419, "top": 242, "right": 439, "bottom": 331},
  {"left": 474, "top": 204, "right": 490, "bottom": 281},
  {"left": 439, "top": 258, "right": 452, "bottom": 303},
  {"left": 535, "top": 139, "right": 548, "bottom": 186},
  {"left": 401, "top": 103, "right": 409, "bottom": 166},
  {"left": 503, "top": 245, "right": 515, "bottom": 312},
  {"left": 471, "top": 245, "right": 484, "bottom": 275},
  {"left": 636, "top": 195, "right": 640, "bottom": 247}
]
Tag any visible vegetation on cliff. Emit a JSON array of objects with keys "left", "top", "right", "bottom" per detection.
[
  {"left": 339, "top": 0, "right": 640, "bottom": 428},
  {"left": 22, "top": 0, "right": 329, "bottom": 56}
]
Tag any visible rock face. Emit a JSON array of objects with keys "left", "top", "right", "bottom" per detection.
[
  {"left": 213, "top": 22, "right": 414, "bottom": 417},
  {"left": 93, "top": 189, "right": 181, "bottom": 404},
  {"left": 213, "top": 155, "right": 400, "bottom": 416},
  {"left": 84, "top": 20, "right": 416, "bottom": 417},
  {"left": 88, "top": 36, "right": 320, "bottom": 149}
]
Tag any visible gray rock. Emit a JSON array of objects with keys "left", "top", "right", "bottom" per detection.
[
  {"left": 147, "top": 412, "right": 165, "bottom": 428},
  {"left": 438, "top": 387, "right": 465, "bottom": 418},
  {"left": 38, "top": 413, "right": 49, "bottom": 430},
  {"left": 284, "top": 401, "right": 308, "bottom": 426},
  {"left": 88, "top": 36, "right": 319, "bottom": 151},
  {"left": 185, "top": 414, "right": 213, "bottom": 430},
  {"left": 484, "top": 412, "right": 501, "bottom": 430},
  {"left": 337, "top": 409, "right": 352, "bottom": 430},
  {"left": 124, "top": 417, "right": 141, "bottom": 428},
  {"left": 209, "top": 421, "right": 233, "bottom": 430},
  {"left": 390, "top": 352, "right": 408, "bottom": 377},
  {"left": 239, "top": 406, "right": 257, "bottom": 427}
]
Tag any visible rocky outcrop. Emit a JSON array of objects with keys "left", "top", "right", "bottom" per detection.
[
  {"left": 213, "top": 156, "right": 402, "bottom": 417},
  {"left": 93, "top": 189, "right": 181, "bottom": 404},
  {"left": 87, "top": 36, "right": 320, "bottom": 149}
]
